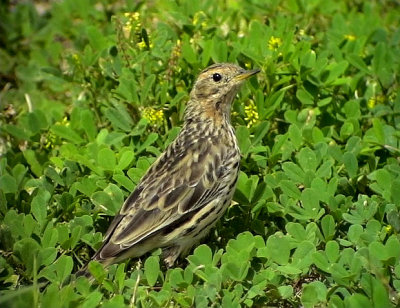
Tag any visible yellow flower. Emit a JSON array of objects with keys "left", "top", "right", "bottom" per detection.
[
  {"left": 268, "top": 36, "right": 282, "bottom": 50},
  {"left": 142, "top": 107, "right": 165, "bottom": 127},
  {"left": 137, "top": 40, "right": 147, "bottom": 50},
  {"left": 42, "top": 132, "right": 58, "bottom": 149},
  {"left": 136, "top": 38, "right": 153, "bottom": 50},
  {"left": 367, "top": 95, "right": 385, "bottom": 109},
  {"left": 122, "top": 12, "right": 142, "bottom": 40},
  {"left": 367, "top": 97, "right": 376, "bottom": 109},
  {"left": 61, "top": 116, "right": 69, "bottom": 127},
  {"left": 244, "top": 100, "right": 259, "bottom": 128},
  {"left": 71, "top": 53, "right": 81, "bottom": 65},
  {"left": 193, "top": 11, "right": 207, "bottom": 28},
  {"left": 344, "top": 34, "right": 356, "bottom": 41},
  {"left": 124, "top": 12, "right": 140, "bottom": 21},
  {"left": 172, "top": 40, "right": 181, "bottom": 57}
]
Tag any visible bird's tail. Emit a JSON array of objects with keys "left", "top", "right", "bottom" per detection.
[
  {"left": 75, "top": 262, "right": 92, "bottom": 279},
  {"left": 75, "top": 254, "right": 117, "bottom": 279}
]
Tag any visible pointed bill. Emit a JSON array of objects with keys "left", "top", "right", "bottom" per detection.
[{"left": 233, "top": 68, "right": 261, "bottom": 81}]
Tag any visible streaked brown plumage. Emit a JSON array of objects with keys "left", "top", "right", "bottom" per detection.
[{"left": 78, "top": 63, "right": 259, "bottom": 275}]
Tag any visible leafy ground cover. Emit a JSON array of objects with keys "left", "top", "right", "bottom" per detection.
[{"left": 1, "top": 0, "right": 400, "bottom": 307}]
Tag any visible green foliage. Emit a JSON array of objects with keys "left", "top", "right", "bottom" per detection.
[{"left": 1, "top": 0, "right": 399, "bottom": 307}]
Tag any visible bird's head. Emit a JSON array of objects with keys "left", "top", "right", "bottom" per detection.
[{"left": 186, "top": 63, "right": 260, "bottom": 124}]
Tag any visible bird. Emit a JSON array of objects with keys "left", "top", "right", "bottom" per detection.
[{"left": 77, "top": 63, "right": 260, "bottom": 276}]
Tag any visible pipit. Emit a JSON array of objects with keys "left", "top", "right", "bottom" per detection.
[{"left": 77, "top": 63, "right": 259, "bottom": 275}]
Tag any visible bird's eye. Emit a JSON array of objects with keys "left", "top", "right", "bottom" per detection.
[{"left": 212, "top": 73, "right": 222, "bottom": 82}]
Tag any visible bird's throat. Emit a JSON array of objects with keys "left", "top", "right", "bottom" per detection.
[{"left": 184, "top": 98, "right": 232, "bottom": 127}]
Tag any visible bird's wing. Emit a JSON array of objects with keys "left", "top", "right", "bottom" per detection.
[{"left": 96, "top": 134, "right": 233, "bottom": 259}]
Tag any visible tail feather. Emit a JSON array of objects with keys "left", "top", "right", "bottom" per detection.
[
  {"left": 75, "top": 263, "right": 91, "bottom": 278},
  {"left": 75, "top": 255, "right": 116, "bottom": 279}
]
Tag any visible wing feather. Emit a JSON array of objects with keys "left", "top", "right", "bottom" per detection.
[{"left": 96, "top": 133, "right": 230, "bottom": 259}]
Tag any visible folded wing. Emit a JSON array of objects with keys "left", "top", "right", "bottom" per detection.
[{"left": 94, "top": 134, "right": 228, "bottom": 261}]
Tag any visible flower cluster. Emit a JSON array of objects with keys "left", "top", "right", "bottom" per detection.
[
  {"left": 367, "top": 95, "right": 385, "bottom": 109},
  {"left": 142, "top": 107, "right": 165, "bottom": 127},
  {"left": 192, "top": 11, "right": 208, "bottom": 28},
  {"left": 244, "top": 100, "right": 259, "bottom": 128},
  {"left": 122, "top": 12, "right": 140, "bottom": 39},
  {"left": 122, "top": 12, "right": 152, "bottom": 50},
  {"left": 268, "top": 36, "right": 282, "bottom": 50},
  {"left": 344, "top": 34, "right": 356, "bottom": 41},
  {"left": 42, "top": 117, "right": 69, "bottom": 149}
]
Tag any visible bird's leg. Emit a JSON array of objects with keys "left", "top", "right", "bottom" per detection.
[{"left": 161, "top": 246, "right": 181, "bottom": 268}]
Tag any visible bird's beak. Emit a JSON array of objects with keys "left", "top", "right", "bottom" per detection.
[{"left": 234, "top": 68, "right": 261, "bottom": 81}]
